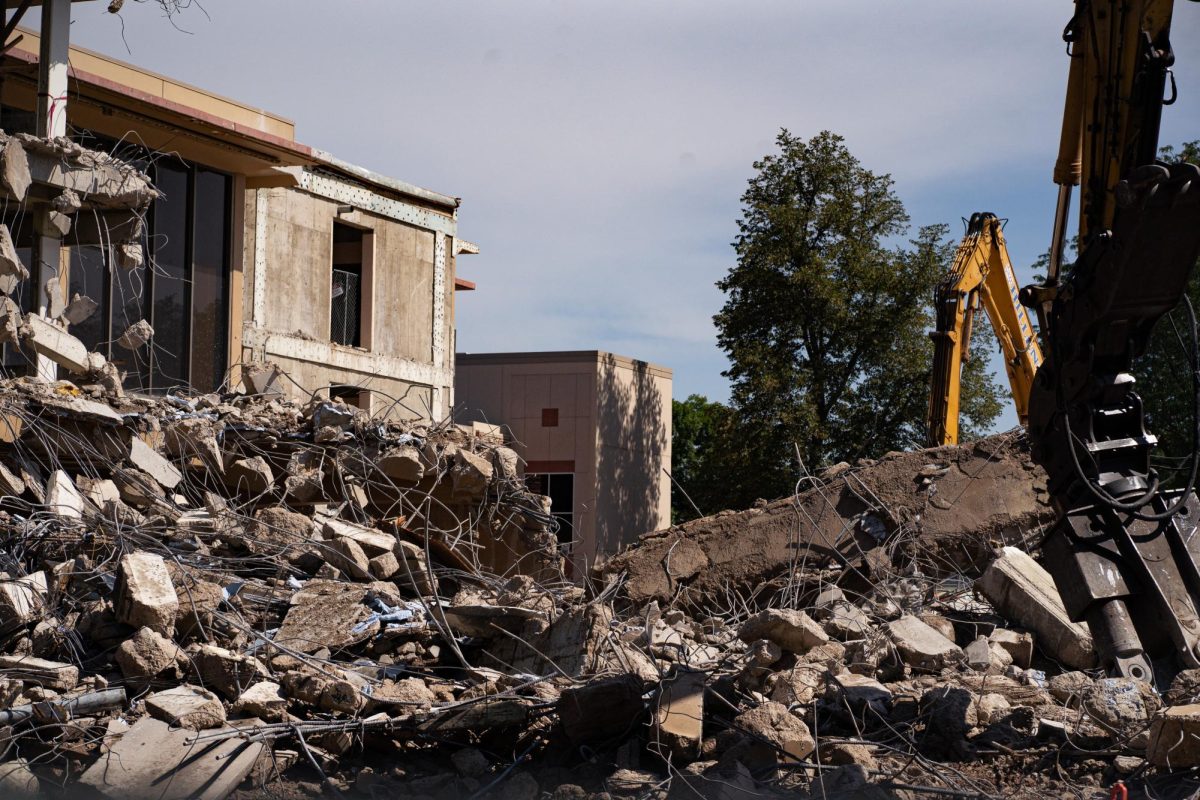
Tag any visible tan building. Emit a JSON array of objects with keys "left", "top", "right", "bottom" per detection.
[
  {"left": 455, "top": 351, "right": 672, "bottom": 574},
  {"left": 0, "top": 27, "right": 473, "bottom": 419}
]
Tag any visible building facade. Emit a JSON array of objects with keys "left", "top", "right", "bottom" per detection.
[
  {"left": 456, "top": 351, "right": 672, "bottom": 574},
  {"left": 0, "top": 29, "right": 472, "bottom": 419}
]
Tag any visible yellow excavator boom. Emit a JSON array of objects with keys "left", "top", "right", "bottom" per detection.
[{"left": 927, "top": 212, "right": 1043, "bottom": 447}]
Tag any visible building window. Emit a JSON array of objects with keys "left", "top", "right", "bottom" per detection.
[
  {"left": 330, "top": 383, "right": 368, "bottom": 410},
  {"left": 541, "top": 408, "right": 559, "bottom": 427},
  {"left": 66, "top": 149, "right": 232, "bottom": 393},
  {"left": 525, "top": 472, "right": 574, "bottom": 546},
  {"left": 331, "top": 222, "right": 366, "bottom": 347}
]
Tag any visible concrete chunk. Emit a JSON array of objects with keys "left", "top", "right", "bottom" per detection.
[
  {"left": 45, "top": 469, "right": 83, "bottom": 519},
  {"left": 115, "top": 626, "right": 180, "bottom": 686},
  {"left": 326, "top": 536, "right": 372, "bottom": 580},
  {"left": 115, "top": 551, "right": 179, "bottom": 636},
  {"left": 145, "top": 684, "right": 227, "bottom": 730},
  {"left": 558, "top": 673, "right": 645, "bottom": 746},
  {"left": 226, "top": 455, "right": 274, "bottom": 494},
  {"left": 129, "top": 437, "right": 182, "bottom": 490},
  {"left": 61, "top": 293, "right": 99, "bottom": 326},
  {"left": 451, "top": 448, "right": 493, "bottom": 500},
  {"left": 976, "top": 547, "right": 1096, "bottom": 670},
  {"left": 236, "top": 681, "right": 287, "bottom": 722},
  {"left": 379, "top": 446, "right": 424, "bottom": 482},
  {"left": 738, "top": 609, "right": 829, "bottom": 654},
  {"left": 886, "top": 615, "right": 964, "bottom": 672},
  {"left": 650, "top": 668, "right": 705, "bottom": 762},
  {"left": 0, "top": 572, "right": 48, "bottom": 630},
  {"left": 1, "top": 138, "right": 30, "bottom": 201},
  {"left": 733, "top": 700, "right": 815, "bottom": 767},
  {"left": 116, "top": 319, "right": 153, "bottom": 350},
  {"left": 1148, "top": 703, "right": 1200, "bottom": 768},
  {"left": 0, "top": 224, "right": 28, "bottom": 282},
  {"left": 189, "top": 644, "right": 267, "bottom": 700},
  {"left": 989, "top": 628, "right": 1034, "bottom": 669},
  {"left": 321, "top": 515, "right": 395, "bottom": 555},
  {"left": 23, "top": 314, "right": 89, "bottom": 374}
]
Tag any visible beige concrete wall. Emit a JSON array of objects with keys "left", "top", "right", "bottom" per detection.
[
  {"left": 456, "top": 352, "right": 672, "bottom": 576},
  {"left": 593, "top": 354, "right": 673, "bottom": 561},
  {"left": 241, "top": 185, "right": 453, "bottom": 420}
]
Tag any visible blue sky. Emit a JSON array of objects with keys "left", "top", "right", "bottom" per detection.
[{"left": 50, "top": 1, "right": 1200, "bottom": 432}]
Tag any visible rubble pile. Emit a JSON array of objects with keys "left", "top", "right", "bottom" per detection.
[{"left": 0, "top": 381, "right": 1196, "bottom": 799}]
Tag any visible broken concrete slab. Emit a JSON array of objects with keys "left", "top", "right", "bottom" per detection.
[
  {"left": 976, "top": 546, "right": 1096, "bottom": 670},
  {"left": 886, "top": 615, "right": 964, "bottom": 672},
  {"left": 45, "top": 469, "right": 84, "bottom": 519},
  {"left": 23, "top": 314, "right": 90, "bottom": 374},
  {"left": 77, "top": 716, "right": 263, "bottom": 800},
  {"left": 274, "top": 581, "right": 375, "bottom": 655},
  {"left": 600, "top": 435, "right": 1053, "bottom": 606},
  {"left": 1, "top": 139, "right": 30, "bottom": 202},
  {"left": 61, "top": 293, "right": 98, "bottom": 326},
  {"left": 145, "top": 684, "right": 227, "bottom": 730},
  {"left": 115, "top": 551, "right": 179, "bottom": 636},
  {"left": 129, "top": 437, "right": 182, "bottom": 490},
  {"left": 650, "top": 667, "right": 705, "bottom": 762},
  {"left": 0, "top": 653, "right": 79, "bottom": 690}
]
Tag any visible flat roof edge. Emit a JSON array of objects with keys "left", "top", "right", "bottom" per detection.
[
  {"left": 311, "top": 149, "right": 459, "bottom": 211},
  {"left": 456, "top": 351, "right": 672, "bottom": 376}
]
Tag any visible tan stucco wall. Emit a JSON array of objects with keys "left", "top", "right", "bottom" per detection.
[{"left": 455, "top": 352, "right": 672, "bottom": 575}]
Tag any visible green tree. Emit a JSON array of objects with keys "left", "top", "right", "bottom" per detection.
[
  {"left": 713, "top": 130, "right": 1003, "bottom": 505},
  {"left": 670, "top": 394, "right": 738, "bottom": 522},
  {"left": 1135, "top": 140, "right": 1200, "bottom": 483}
]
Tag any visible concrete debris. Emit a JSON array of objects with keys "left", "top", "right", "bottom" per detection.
[
  {"left": 115, "top": 551, "right": 179, "bottom": 636},
  {"left": 738, "top": 608, "right": 828, "bottom": 654},
  {"left": 0, "top": 362, "right": 1176, "bottom": 798},
  {"left": 0, "top": 138, "right": 30, "bottom": 201},
  {"left": 116, "top": 318, "right": 154, "bottom": 350},
  {"left": 62, "top": 292, "right": 99, "bottom": 326},
  {"left": 145, "top": 684, "right": 227, "bottom": 730},
  {"left": 977, "top": 546, "right": 1097, "bottom": 670},
  {"left": 887, "top": 614, "right": 964, "bottom": 672}
]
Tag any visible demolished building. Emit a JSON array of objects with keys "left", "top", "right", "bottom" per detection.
[{"left": 0, "top": 24, "right": 474, "bottom": 419}]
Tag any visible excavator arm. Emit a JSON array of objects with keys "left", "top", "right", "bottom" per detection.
[
  {"left": 928, "top": 213, "right": 1043, "bottom": 447},
  {"left": 1022, "top": 0, "right": 1200, "bottom": 683}
]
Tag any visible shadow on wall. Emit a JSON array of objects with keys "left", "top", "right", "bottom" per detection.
[{"left": 594, "top": 354, "right": 668, "bottom": 557}]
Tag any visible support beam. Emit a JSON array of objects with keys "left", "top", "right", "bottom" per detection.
[{"left": 32, "top": 0, "right": 69, "bottom": 382}]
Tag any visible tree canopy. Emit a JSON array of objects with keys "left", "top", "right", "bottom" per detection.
[{"left": 702, "top": 130, "right": 1002, "bottom": 508}]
